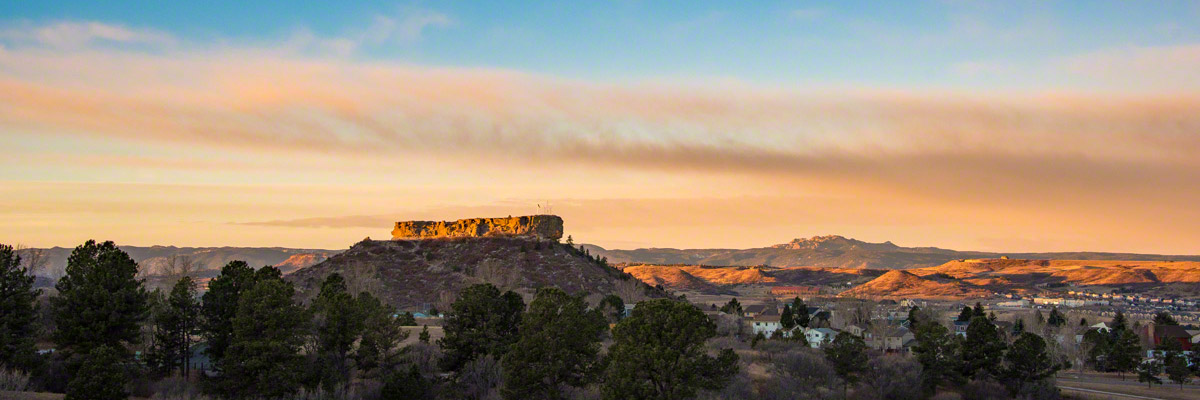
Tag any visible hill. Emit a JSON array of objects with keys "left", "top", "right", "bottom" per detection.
[
  {"left": 837, "top": 270, "right": 992, "bottom": 300},
  {"left": 588, "top": 235, "right": 1200, "bottom": 269},
  {"left": 286, "top": 237, "right": 660, "bottom": 309},
  {"left": 17, "top": 245, "right": 340, "bottom": 280}
]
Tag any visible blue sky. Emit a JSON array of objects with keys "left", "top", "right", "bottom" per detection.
[{"left": 5, "top": 1, "right": 1199, "bottom": 88}]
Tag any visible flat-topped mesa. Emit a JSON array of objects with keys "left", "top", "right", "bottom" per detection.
[{"left": 391, "top": 215, "right": 564, "bottom": 241}]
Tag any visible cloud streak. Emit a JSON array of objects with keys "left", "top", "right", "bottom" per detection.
[{"left": 3, "top": 19, "right": 1200, "bottom": 252}]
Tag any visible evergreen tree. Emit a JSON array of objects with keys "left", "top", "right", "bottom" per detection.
[
  {"left": 720, "top": 297, "right": 742, "bottom": 316},
  {"left": 780, "top": 304, "right": 796, "bottom": 331},
  {"left": 51, "top": 240, "right": 149, "bottom": 358},
  {"left": 0, "top": 244, "right": 40, "bottom": 370},
  {"left": 200, "top": 260, "right": 256, "bottom": 368},
  {"left": 150, "top": 276, "right": 199, "bottom": 377},
  {"left": 1047, "top": 306, "right": 1066, "bottom": 327},
  {"left": 381, "top": 364, "right": 433, "bottom": 400},
  {"left": 1002, "top": 332, "right": 1060, "bottom": 396},
  {"left": 1165, "top": 356, "right": 1192, "bottom": 388},
  {"left": 956, "top": 306, "right": 974, "bottom": 322},
  {"left": 907, "top": 305, "right": 921, "bottom": 326},
  {"left": 972, "top": 302, "right": 986, "bottom": 318},
  {"left": 1153, "top": 311, "right": 1178, "bottom": 326},
  {"left": 65, "top": 345, "right": 127, "bottom": 400},
  {"left": 502, "top": 287, "right": 607, "bottom": 400},
  {"left": 1137, "top": 361, "right": 1163, "bottom": 388},
  {"left": 1034, "top": 310, "right": 1045, "bottom": 326},
  {"left": 602, "top": 299, "right": 738, "bottom": 400},
  {"left": 438, "top": 283, "right": 525, "bottom": 373},
  {"left": 354, "top": 291, "right": 409, "bottom": 380},
  {"left": 1080, "top": 317, "right": 1088, "bottom": 326},
  {"left": 600, "top": 294, "right": 625, "bottom": 323},
  {"left": 792, "top": 297, "right": 810, "bottom": 328},
  {"left": 824, "top": 331, "right": 869, "bottom": 396},
  {"left": 961, "top": 316, "right": 1006, "bottom": 379},
  {"left": 216, "top": 269, "right": 308, "bottom": 399},
  {"left": 1110, "top": 311, "right": 1129, "bottom": 335},
  {"left": 1081, "top": 329, "right": 1111, "bottom": 371},
  {"left": 912, "top": 322, "right": 963, "bottom": 394},
  {"left": 309, "top": 273, "right": 367, "bottom": 388},
  {"left": 1109, "top": 328, "right": 1142, "bottom": 380},
  {"left": 396, "top": 311, "right": 417, "bottom": 326},
  {"left": 418, "top": 325, "right": 431, "bottom": 344},
  {"left": 1012, "top": 318, "right": 1025, "bottom": 335}
]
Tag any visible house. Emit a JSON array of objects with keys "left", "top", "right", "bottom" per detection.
[
  {"left": 805, "top": 328, "right": 837, "bottom": 348},
  {"left": 875, "top": 326, "right": 915, "bottom": 354},
  {"left": 743, "top": 304, "right": 773, "bottom": 318},
  {"left": 622, "top": 303, "right": 637, "bottom": 318},
  {"left": 844, "top": 324, "right": 866, "bottom": 338},
  {"left": 1090, "top": 322, "right": 1111, "bottom": 333},
  {"left": 1143, "top": 324, "right": 1193, "bottom": 351},
  {"left": 752, "top": 315, "right": 793, "bottom": 338},
  {"left": 1187, "top": 330, "right": 1200, "bottom": 344},
  {"left": 771, "top": 286, "right": 820, "bottom": 297},
  {"left": 952, "top": 321, "right": 970, "bottom": 337}
]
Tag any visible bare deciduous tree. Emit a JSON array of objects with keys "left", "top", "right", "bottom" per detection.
[{"left": 15, "top": 244, "right": 51, "bottom": 278}]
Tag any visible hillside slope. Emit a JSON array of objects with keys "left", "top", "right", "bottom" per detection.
[
  {"left": 286, "top": 238, "right": 659, "bottom": 309},
  {"left": 837, "top": 270, "right": 992, "bottom": 300}
]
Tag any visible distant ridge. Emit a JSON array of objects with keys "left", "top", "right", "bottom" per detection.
[{"left": 587, "top": 235, "right": 1200, "bottom": 270}]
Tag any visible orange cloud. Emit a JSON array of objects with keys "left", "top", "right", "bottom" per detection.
[{"left": 2, "top": 21, "right": 1199, "bottom": 253}]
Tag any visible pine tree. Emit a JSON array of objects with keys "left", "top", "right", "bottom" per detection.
[
  {"left": 200, "top": 260, "right": 256, "bottom": 369},
  {"left": 792, "top": 297, "right": 810, "bottom": 328},
  {"left": 1165, "top": 356, "right": 1192, "bottom": 389},
  {"left": 1002, "top": 332, "right": 1060, "bottom": 395},
  {"left": 310, "top": 273, "right": 367, "bottom": 388},
  {"left": 1013, "top": 318, "right": 1025, "bottom": 335},
  {"left": 65, "top": 345, "right": 128, "bottom": 400},
  {"left": 962, "top": 316, "right": 1006, "bottom": 379},
  {"left": 824, "top": 331, "right": 869, "bottom": 396},
  {"left": 150, "top": 277, "right": 199, "bottom": 377},
  {"left": 354, "top": 292, "right": 409, "bottom": 380},
  {"left": 1109, "top": 328, "right": 1143, "bottom": 380},
  {"left": 216, "top": 269, "right": 308, "bottom": 399},
  {"left": 0, "top": 244, "right": 41, "bottom": 370},
  {"left": 602, "top": 299, "right": 738, "bottom": 400},
  {"left": 1110, "top": 311, "right": 1129, "bottom": 335},
  {"left": 51, "top": 240, "right": 149, "bottom": 358},
  {"left": 907, "top": 305, "right": 922, "bottom": 326},
  {"left": 719, "top": 297, "right": 742, "bottom": 315},
  {"left": 1153, "top": 311, "right": 1178, "bottom": 326},
  {"left": 381, "top": 364, "right": 433, "bottom": 400},
  {"left": 1047, "top": 306, "right": 1066, "bottom": 327},
  {"left": 780, "top": 304, "right": 796, "bottom": 331},
  {"left": 972, "top": 302, "right": 986, "bottom": 318},
  {"left": 957, "top": 306, "right": 974, "bottom": 322},
  {"left": 1137, "top": 361, "right": 1163, "bottom": 388},
  {"left": 502, "top": 287, "right": 607, "bottom": 400},
  {"left": 419, "top": 325, "right": 431, "bottom": 343},
  {"left": 912, "top": 322, "right": 963, "bottom": 394},
  {"left": 438, "top": 283, "right": 525, "bottom": 373}
]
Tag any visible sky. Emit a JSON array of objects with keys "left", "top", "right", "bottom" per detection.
[{"left": 2, "top": 1, "right": 1199, "bottom": 253}]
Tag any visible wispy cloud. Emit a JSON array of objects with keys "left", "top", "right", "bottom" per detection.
[
  {"left": 0, "top": 21, "right": 176, "bottom": 48},
  {"left": 3, "top": 19, "right": 1200, "bottom": 252}
]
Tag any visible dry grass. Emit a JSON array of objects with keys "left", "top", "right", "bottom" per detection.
[
  {"left": 0, "top": 391, "right": 65, "bottom": 400},
  {"left": 1059, "top": 377, "right": 1200, "bottom": 400}
]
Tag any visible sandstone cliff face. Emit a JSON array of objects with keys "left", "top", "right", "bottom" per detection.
[{"left": 392, "top": 215, "right": 563, "bottom": 240}]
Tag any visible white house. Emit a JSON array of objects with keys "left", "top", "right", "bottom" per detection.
[
  {"left": 805, "top": 328, "right": 836, "bottom": 348},
  {"left": 1090, "top": 322, "right": 1111, "bottom": 333},
  {"left": 752, "top": 315, "right": 793, "bottom": 338}
]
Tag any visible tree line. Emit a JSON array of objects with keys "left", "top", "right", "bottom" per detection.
[{"left": 0, "top": 240, "right": 740, "bottom": 399}]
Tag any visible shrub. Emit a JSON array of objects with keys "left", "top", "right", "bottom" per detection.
[
  {"left": 0, "top": 365, "right": 31, "bottom": 391},
  {"left": 854, "top": 356, "right": 923, "bottom": 400}
]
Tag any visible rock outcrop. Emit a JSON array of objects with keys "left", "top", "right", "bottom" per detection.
[{"left": 391, "top": 215, "right": 564, "bottom": 240}]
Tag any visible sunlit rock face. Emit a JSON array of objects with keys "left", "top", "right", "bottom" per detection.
[{"left": 391, "top": 215, "right": 564, "bottom": 240}]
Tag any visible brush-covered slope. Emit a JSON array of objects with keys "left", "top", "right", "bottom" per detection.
[
  {"left": 274, "top": 252, "right": 334, "bottom": 274},
  {"left": 912, "top": 259, "right": 1200, "bottom": 287},
  {"left": 838, "top": 270, "right": 991, "bottom": 300},
  {"left": 286, "top": 238, "right": 658, "bottom": 308}
]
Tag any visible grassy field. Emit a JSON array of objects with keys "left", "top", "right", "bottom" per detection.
[{"left": 1059, "top": 371, "right": 1200, "bottom": 400}]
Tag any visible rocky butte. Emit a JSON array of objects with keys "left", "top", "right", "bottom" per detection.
[{"left": 391, "top": 215, "right": 564, "bottom": 241}]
